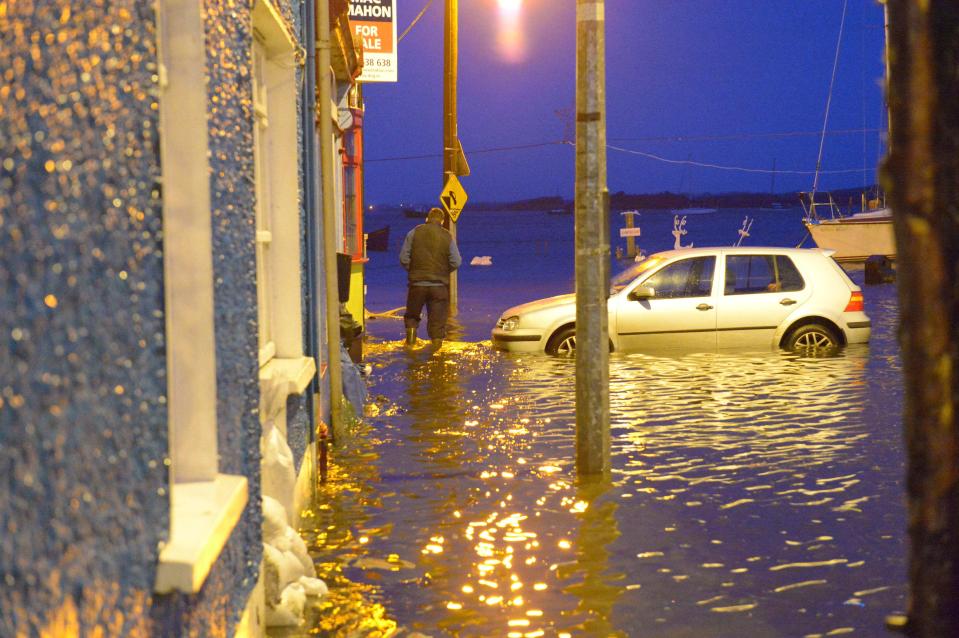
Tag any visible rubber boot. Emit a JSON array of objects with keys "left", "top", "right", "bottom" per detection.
[
  {"left": 405, "top": 327, "right": 417, "bottom": 346},
  {"left": 430, "top": 338, "right": 443, "bottom": 350}
]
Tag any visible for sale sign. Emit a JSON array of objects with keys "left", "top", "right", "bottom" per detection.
[{"left": 349, "top": 0, "right": 398, "bottom": 83}]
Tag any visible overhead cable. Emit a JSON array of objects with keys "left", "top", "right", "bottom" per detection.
[
  {"left": 606, "top": 143, "right": 871, "bottom": 176},
  {"left": 398, "top": 0, "right": 436, "bottom": 43},
  {"left": 365, "top": 141, "right": 565, "bottom": 163},
  {"left": 367, "top": 139, "right": 875, "bottom": 176},
  {"left": 610, "top": 127, "right": 884, "bottom": 143}
]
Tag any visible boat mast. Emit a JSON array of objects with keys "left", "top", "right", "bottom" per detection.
[{"left": 810, "top": 0, "right": 850, "bottom": 216}]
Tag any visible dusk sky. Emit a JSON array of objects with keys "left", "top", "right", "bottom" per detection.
[{"left": 361, "top": 0, "right": 888, "bottom": 205}]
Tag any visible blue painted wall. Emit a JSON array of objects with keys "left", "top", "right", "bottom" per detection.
[
  {"left": 0, "top": 1, "right": 169, "bottom": 634},
  {"left": 0, "top": 0, "right": 311, "bottom": 634}
]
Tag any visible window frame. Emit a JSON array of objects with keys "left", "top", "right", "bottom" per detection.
[
  {"left": 250, "top": 0, "right": 316, "bottom": 439},
  {"left": 154, "top": 0, "right": 248, "bottom": 595}
]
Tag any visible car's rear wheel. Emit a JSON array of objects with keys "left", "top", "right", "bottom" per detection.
[
  {"left": 785, "top": 323, "right": 839, "bottom": 352},
  {"left": 546, "top": 327, "right": 576, "bottom": 357}
]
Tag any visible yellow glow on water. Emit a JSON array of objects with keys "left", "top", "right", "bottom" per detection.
[{"left": 495, "top": 0, "right": 526, "bottom": 63}]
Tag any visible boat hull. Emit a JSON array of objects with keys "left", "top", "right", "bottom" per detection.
[{"left": 804, "top": 215, "right": 895, "bottom": 262}]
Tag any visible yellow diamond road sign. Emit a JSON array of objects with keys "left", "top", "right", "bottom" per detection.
[{"left": 439, "top": 174, "right": 467, "bottom": 222}]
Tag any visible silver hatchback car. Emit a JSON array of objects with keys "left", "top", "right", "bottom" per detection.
[{"left": 491, "top": 247, "right": 871, "bottom": 355}]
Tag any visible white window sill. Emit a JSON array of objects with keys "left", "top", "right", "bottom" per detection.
[
  {"left": 155, "top": 474, "right": 249, "bottom": 594},
  {"left": 259, "top": 355, "right": 316, "bottom": 397},
  {"left": 252, "top": 0, "right": 296, "bottom": 58}
]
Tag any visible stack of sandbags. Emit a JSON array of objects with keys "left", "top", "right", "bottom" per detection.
[{"left": 262, "top": 495, "right": 329, "bottom": 627}]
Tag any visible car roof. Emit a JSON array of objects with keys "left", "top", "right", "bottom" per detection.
[{"left": 649, "top": 246, "right": 833, "bottom": 260}]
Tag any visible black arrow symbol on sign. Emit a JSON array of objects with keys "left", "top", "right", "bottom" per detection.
[{"left": 448, "top": 190, "right": 457, "bottom": 206}]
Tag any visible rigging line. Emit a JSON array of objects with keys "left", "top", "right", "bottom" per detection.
[
  {"left": 606, "top": 143, "right": 871, "bottom": 176},
  {"left": 609, "top": 128, "right": 884, "bottom": 143},
  {"left": 365, "top": 141, "right": 565, "bottom": 163},
  {"left": 812, "top": 0, "right": 850, "bottom": 194},
  {"left": 398, "top": 0, "right": 436, "bottom": 43},
  {"left": 861, "top": 4, "right": 868, "bottom": 191}
]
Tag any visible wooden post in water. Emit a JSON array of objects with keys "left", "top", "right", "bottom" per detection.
[
  {"left": 574, "top": 0, "right": 610, "bottom": 475},
  {"left": 884, "top": 2, "right": 959, "bottom": 635},
  {"left": 625, "top": 211, "right": 637, "bottom": 258}
]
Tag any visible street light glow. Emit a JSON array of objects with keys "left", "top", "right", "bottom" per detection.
[
  {"left": 496, "top": 0, "right": 525, "bottom": 62},
  {"left": 497, "top": 0, "right": 522, "bottom": 17}
]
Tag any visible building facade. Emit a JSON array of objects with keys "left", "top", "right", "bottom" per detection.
[{"left": 0, "top": 0, "right": 363, "bottom": 634}]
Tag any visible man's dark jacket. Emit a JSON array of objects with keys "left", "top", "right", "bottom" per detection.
[{"left": 407, "top": 223, "right": 454, "bottom": 284}]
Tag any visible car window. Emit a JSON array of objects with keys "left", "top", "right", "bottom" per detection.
[
  {"left": 776, "top": 256, "right": 804, "bottom": 291},
  {"left": 643, "top": 256, "right": 715, "bottom": 299},
  {"left": 725, "top": 255, "right": 805, "bottom": 295}
]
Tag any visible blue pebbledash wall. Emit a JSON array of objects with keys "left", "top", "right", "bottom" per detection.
[
  {"left": 0, "top": 0, "right": 170, "bottom": 634},
  {"left": 0, "top": 0, "right": 311, "bottom": 634}
]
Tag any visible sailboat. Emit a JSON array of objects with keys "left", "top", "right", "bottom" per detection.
[
  {"left": 670, "top": 153, "right": 717, "bottom": 215},
  {"left": 801, "top": 1, "right": 894, "bottom": 262},
  {"left": 802, "top": 192, "right": 894, "bottom": 262}
]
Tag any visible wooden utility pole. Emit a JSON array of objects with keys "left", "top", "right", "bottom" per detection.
[
  {"left": 884, "top": 2, "right": 959, "bottom": 635},
  {"left": 443, "top": 0, "right": 459, "bottom": 313},
  {"left": 574, "top": 0, "right": 610, "bottom": 475}
]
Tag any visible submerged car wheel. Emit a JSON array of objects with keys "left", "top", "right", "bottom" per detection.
[
  {"left": 786, "top": 323, "right": 839, "bottom": 352},
  {"left": 547, "top": 327, "right": 576, "bottom": 357}
]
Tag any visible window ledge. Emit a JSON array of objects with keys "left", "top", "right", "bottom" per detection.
[
  {"left": 259, "top": 355, "right": 316, "bottom": 397},
  {"left": 252, "top": 0, "right": 296, "bottom": 58},
  {"left": 155, "top": 474, "right": 249, "bottom": 594}
]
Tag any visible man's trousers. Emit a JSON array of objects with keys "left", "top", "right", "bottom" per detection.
[{"left": 404, "top": 284, "right": 449, "bottom": 339}]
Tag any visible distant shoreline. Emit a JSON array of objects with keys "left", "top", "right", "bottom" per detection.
[{"left": 378, "top": 185, "right": 879, "bottom": 213}]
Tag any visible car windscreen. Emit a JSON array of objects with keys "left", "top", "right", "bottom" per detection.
[{"left": 610, "top": 255, "right": 666, "bottom": 294}]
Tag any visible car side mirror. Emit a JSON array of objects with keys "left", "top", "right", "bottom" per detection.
[{"left": 629, "top": 285, "right": 655, "bottom": 301}]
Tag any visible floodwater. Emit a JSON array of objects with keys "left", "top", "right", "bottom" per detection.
[{"left": 293, "top": 209, "right": 906, "bottom": 637}]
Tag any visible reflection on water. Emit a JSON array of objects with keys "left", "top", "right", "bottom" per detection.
[{"left": 299, "top": 284, "right": 905, "bottom": 637}]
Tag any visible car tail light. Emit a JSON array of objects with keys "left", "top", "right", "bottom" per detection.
[{"left": 844, "top": 291, "right": 864, "bottom": 312}]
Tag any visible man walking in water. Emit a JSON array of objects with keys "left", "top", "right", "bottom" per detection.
[{"left": 399, "top": 207, "right": 462, "bottom": 347}]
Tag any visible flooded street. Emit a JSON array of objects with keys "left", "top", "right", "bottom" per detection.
[{"left": 297, "top": 269, "right": 905, "bottom": 636}]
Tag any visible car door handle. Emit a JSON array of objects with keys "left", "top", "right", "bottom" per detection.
[
  {"left": 696, "top": 303, "right": 713, "bottom": 311},
  {"left": 780, "top": 298, "right": 797, "bottom": 306}
]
